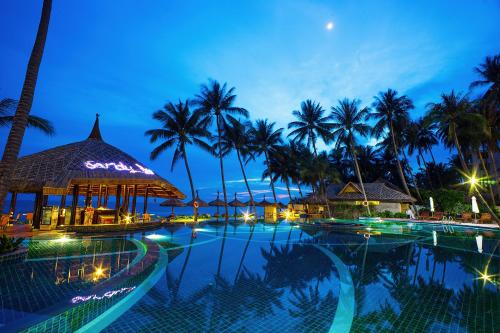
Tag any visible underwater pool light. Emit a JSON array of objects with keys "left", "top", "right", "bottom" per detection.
[
  {"left": 52, "top": 235, "right": 73, "bottom": 244},
  {"left": 145, "top": 233, "right": 167, "bottom": 240}
]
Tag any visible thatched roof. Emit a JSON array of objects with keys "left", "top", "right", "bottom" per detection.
[
  {"left": 160, "top": 198, "right": 186, "bottom": 207},
  {"left": 228, "top": 193, "right": 246, "bottom": 207},
  {"left": 185, "top": 190, "right": 208, "bottom": 207},
  {"left": 256, "top": 196, "right": 275, "bottom": 207},
  {"left": 327, "top": 180, "right": 416, "bottom": 203},
  {"left": 9, "top": 114, "right": 185, "bottom": 199},
  {"left": 208, "top": 191, "right": 225, "bottom": 207}
]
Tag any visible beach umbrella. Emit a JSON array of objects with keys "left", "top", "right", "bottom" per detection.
[
  {"left": 209, "top": 190, "right": 226, "bottom": 217},
  {"left": 475, "top": 234, "right": 483, "bottom": 253},
  {"left": 257, "top": 195, "right": 275, "bottom": 207},
  {"left": 160, "top": 198, "right": 186, "bottom": 216},
  {"left": 229, "top": 193, "right": 246, "bottom": 217},
  {"left": 185, "top": 190, "right": 209, "bottom": 208},
  {"left": 471, "top": 196, "right": 479, "bottom": 214},
  {"left": 429, "top": 197, "right": 435, "bottom": 213}
]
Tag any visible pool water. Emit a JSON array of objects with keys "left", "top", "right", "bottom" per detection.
[{"left": 0, "top": 221, "right": 498, "bottom": 332}]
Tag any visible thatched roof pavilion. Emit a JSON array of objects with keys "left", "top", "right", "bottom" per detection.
[
  {"left": 8, "top": 115, "right": 185, "bottom": 228},
  {"left": 10, "top": 115, "right": 184, "bottom": 199}
]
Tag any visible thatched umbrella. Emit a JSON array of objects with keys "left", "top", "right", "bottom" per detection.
[
  {"left": 228, "top": 192, "right": 246, "bottom": 217},
  {"left": 209, "top": 190, "right": 225, "bottom": 217},
  {"left": 185, "top": 190, "right": 209, "bottom": 208},
  {"left": 257, "top": 195, "right": 275, "bottom": 207},
  {"left": 160, "top": 198, "right": 186, "bottom": 216}
]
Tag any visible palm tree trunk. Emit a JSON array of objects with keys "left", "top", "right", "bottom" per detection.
[
  {"left": 236, "top": 149, "right": 256, "bottom": 215},
  {"left": 234, "top": 225, "right": 254, "bottom": 284},
  {"left": 351, "top": 141, "right": 370, "bottom": 215},
  {"left": 453, "top": 126, "right": 469, "bottom": 173},
  {"left": 264, "top": 150, "right": 278, "bottom": 203},
  {"left": 390, "top": 123, "right": 411, "bottom": 196},
  {"left": 402, "top": 149, "right": 422, "bottom": 201},
  {"left": 216, "top": 114, "right": 229, "bottom": 221},
  {"left": 173, "top": 235, "right": 194, "bottom": 300},
  {"left": 419, "top": 152, "right": 434, "bottom": 189},
  {"left": 182, "top": 146, "right": 198, "bottom": 221},
  {"left": 488, "top": 146, "right": 500, "bottom": 199},
  {"left": 0, "top": 0, "right": 52, "bottom": 209},
  {"left": 285, "top": 179, "right": 294, "bottom": 211},
  {"left": 477, "top": 150, "right": 496, "bottom": 206},
  {"left": 312, "top": 140, "right": 331, "bottom": 218},
  {"left": 429, "top": 148, "right": 437, "bottom": 164}
]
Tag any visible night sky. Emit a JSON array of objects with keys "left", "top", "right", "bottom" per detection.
[{"left": 1, "top": 0, "right": 499, "bottom": 202}]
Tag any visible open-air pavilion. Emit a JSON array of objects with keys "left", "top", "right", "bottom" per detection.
[{"left": 6, "top": 115, "right": 185, "bottom": 230}]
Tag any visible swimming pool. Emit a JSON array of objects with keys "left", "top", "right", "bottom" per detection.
[{"left": 0, "top": 220, "right": 498, "bottom": 332}]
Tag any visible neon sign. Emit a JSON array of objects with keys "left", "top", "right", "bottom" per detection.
[
  {"left": 71, "top": 286, "right": 136, "bottom": 304},
  {"left": 84, "top": 161, "right": 154, "bottom": 175}
]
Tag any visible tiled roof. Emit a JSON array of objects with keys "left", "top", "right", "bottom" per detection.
[{"left": 327, "top": 181, "right": 416, "bottom": 203}]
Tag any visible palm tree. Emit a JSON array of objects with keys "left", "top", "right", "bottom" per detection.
[
  {"left": 145, "top": 100, "right": 211, "bottom": 220},
  {"left": 264, "top": 145, "right": 296, "bottom": 206},
  {"left": 0, "top": 0, "right": 52, "bottom": 208},
  {"left": 193, "top": 80, "right": 248, "bottom": 221},
  {"left": 426, "top": 91, "right": 478, "bottom": 173},
  {"left": 370, "top": 89, "right": 413, "bottom": 196},
  {"left": 0, "top": 98, "right": 54, "bottom": 135},
  {"left": 287, "top": 99, "right": 332, "bottom": 154},
  {"left": 288, "top": 99, "right": 333, "bottom": 216},
  {"left": 220, "top": 115, "right": 257, "bottom": 213},
  {"left": 470, "top": 54, "right": 500, "bottom": 102},
  {"left": 330, "top": 98, "right": 372, "bottom": 214},
  {"left": 249, "top": 119, "right": 283, "bottom": 203}
]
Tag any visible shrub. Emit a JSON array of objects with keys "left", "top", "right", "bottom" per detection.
[
  {"left": 0, "top": 235, "right": 24, "bottom": 254},
  {"left": 420, "top": 189, "right": 467, "bottom": 212}
]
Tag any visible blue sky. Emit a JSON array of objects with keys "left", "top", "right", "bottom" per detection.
[{"left": 1, "top": 0, "right": 499, "bottom": 202}]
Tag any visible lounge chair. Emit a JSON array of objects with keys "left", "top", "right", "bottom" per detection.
[
  {"left": 26, "top": 212, "right": 33, "bottom": 224},
  {"left": 479, "top": 213, "right": 492, "bottom": 224},
  {"left": 430, "top": 212, "right": 444, "bottom": 221},
  {"left": 419, "top": 211, "right": 430, "bottom": 219},
  {"left": 457, "top": 212, "right": 472, "bottom": 223},
  {"left": 1, "top": 215, "right": 9, "bottom": 230}
]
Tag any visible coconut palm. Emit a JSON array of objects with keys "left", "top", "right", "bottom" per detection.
[
  {"left": 0, "top": 0, "right": 52, "bottom": 208},
  {"left": 287, "top": 99, "right": 332, "bottom": 154},
  {"left": 219, "top": 115, "right": 257, "bottom": 213},
  {"left": 248, "top": 119, "right": 283, "bottom": 203},
  {"left": 370, "top": 89, "right": 413, "bottom": 196},
  {"left": 330, "top": 98, "right": 372, "bottom": 214},
  {"left": 426, "top": 91, "right": 478, "bottom": 173},
  {"left": 0, "top": 98, "right": 54, "bottom": 134},
  {"left": 470, "top": 54, "right": 500, "bottom": 101},
  {"left": 145, "top": 100, "right": 211, "bottom": 220},
  {"left": 263, "top": 145, "right": 296, "bottom": 206},
  {"left": 193, "top": 80, "right": 248, "bottom": 221}
]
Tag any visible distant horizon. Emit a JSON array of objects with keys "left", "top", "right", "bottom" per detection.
[{"left": 1, "top": 0, "right": 499, "bottom": 199}]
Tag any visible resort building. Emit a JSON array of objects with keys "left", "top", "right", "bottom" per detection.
[
  {"left": 326, "top": 179, "right": 416, "bottom": 213},
  {"left": 7, "top": 114, "right": 185, "bottom": 230}
]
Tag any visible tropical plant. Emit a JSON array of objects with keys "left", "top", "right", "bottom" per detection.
[
  {"left": 0, "top": 98, "right": 54, "bottom": 134},
  {"left": 0, "top": 0, "right": 52, "bottom": 209},
  {"left": 145, "top": 100, "right": 211, "bottom": 220},
  {"left": 219, "top": 115, "right": 257, "bottom": 212},
  {"left": 287, "top": 99, "right": 332, "bottom": 154},
  {"left": 370, "top": 89, "right": 413, "bottom": 196},
  {"left": 0, "top": 235, "right": 24, "bottom": 254},
  {"left": 248, "top": 119, "right": 283, "bottom": 203},
  {"left": 330, "top": 98, "right": 372, "bottom": 214},
  {"left": 193, "top": 80, "right": 248, "bottom": 221}
]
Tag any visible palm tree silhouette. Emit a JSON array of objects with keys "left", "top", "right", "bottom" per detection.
[
  {"left": 0, "top": 98, "right": 54, "bottom": 135},
  {"left": 249, "top": 119, "right": 284, "bottom": 204},
  {"left": 193, "top": 80, "right": 248, "bottom": 221},
  {"left": 330, "top": 98, "right": 372, "bottom": 214},
  {"left": 145, "top": 100, "right": 211, "bottom": 220},
  {"left": 370, "top": 89, "right": 413, "bottom": 196}
]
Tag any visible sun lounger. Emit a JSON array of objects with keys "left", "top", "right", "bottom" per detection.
[
  {"left": 457, "top": 212, "right": 472, "bottom": 223},
  {"left": 479, "top": 213, "right": 492, "bottom": 224},
  {"left": 418, "top": 211, "right": 430, "bottom": 219},
  {"left": 1, "top": 215, "right": 9, "bottom": 230},
  {"left": 430, "top": 212, "right": 444, "bottom": 221}
]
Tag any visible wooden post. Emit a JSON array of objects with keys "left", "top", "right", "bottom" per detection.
[
  {"left": 143, "top": 186, "right": 149, "bottom": 214},
  {"left": 9, "top": 192, "right": 17, "bottom": 214},
  {"left": 42, "top": 195, "right": 48, "bottom": 206},
  {"left": 70, "top": 185, "right": 79, "bottom": 225},
  {"left": 115, "top": 185, "right": 122, "bottom": 224},
  {"left": 131, "top": 185, "right": 137, "bottom": 221},
  {"left": 97, "top": 185, "right": 103, "bottom": 208},
  {"left": 124, "top": 186, "right": 131, "bottom": 211},
  {"left": 104, "top": 186, "right": 109, "bottom": 207},
  {"left": 33, "top": 192, "right": 43, "bottom": 229},
  {"left": 58, "top": 194, "right": 66, "bottom": 225},
  {"left": 85, "top": 184, "right": 92, "bottom": 207}
]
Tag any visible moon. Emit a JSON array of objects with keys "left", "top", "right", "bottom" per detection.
[{"left": 326, "top": 21, "right": 334, "bottom": 30}]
